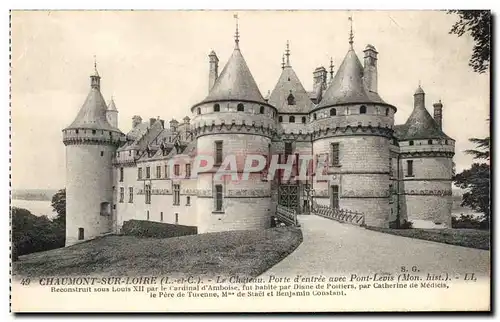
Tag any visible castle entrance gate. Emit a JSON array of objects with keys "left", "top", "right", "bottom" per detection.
[{"left": 278, "top": 184, "right": 299, "bottom": 212}]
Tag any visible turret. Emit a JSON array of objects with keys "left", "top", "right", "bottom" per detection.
[
  {"left": 62, "top": 62, "right": 124, "bottom": 246},
  {"left": 132, "top": 115, "right": 142, "bottom": 128},
  {"left": 433, "top": 100, "right": 443, "bottom": 130},
  {"left": 414, "top": 84, "right": 425, "bottom": 109},
  {"left": 106, "top": 97, "right": 118, "bottom": 128},
  {"left": 208, "top": 50, "right": 219, "bottom": 93},
  {"left": 170, "top": 118, "right": 179, "bottom": 131},
  {"left": 363, "top": 44, "right": 378, "bottom": 92}
]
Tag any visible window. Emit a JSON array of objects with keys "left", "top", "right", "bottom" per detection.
[
  {"left": 100, "top": 202, "right": 111, "bottom": 216},
  {"left": 119, "top": 187, "right": 124, "bottom": 203},
  {"left": 406, "top": 160, "right": 414, "bottom": 177},
  {"left": 330, "top": 108, "right": 336, "bottom": 116},
  {"left": 174, "top": 164, "right": 180, "bottom": 176},
  {"left": 284, "top": 142, "right": 293, "bottom": 157},
  {"left": 289, "top": 116, "right": 295, "bottom": 123},
  {"left": 197, "top": 108, "right": 201, "bottom": 115},
  {"left": 156, "top": 165, "right": 161, "bottom": 178},
  {"left": 213, "top": 104, "right": 220, "bottom": 112},
  {"left": 389, "top": 184, "right": 394, "bottom": 203},
  {"left": 331, "top": 143, "right": 340, "bottom": 166},
  {"left": 173, "top": 184, "right": 180, "bottom": 205},
  {"left": 119, "top": 167, "right": 124, "bottom": 182},
  {"left": 302, "top": 116, "right": 306, "bottom": 124},
  {"left": 165, "top": 165, "right": 170, "bottom": 179},
  {"left": 389, "top": 158, "right": 392, "bottom": 176},
  {"left": 313, "top": 113, "right": 317, "bottom": 120},
  {"left": 145, "top": 184, "right": 151, "bottom": 204},
  {"left": 409, "top": 140, "right": 414, "bottom": 146},
  {"left": 75, "top": 129, "right": 79, "bottom": 134},
  {"left": 147, "top": 211, "right": 150, "bottom": 221},
  {"left": 215, "top": 184, "right": 223, "bottom": 212},
  {"left": 175, "top": 213, "right": 179, "bottom": 225},
  {"left": 100, "top": 151, "right": 104, "bottom": 157},
  {"left": 160, "top": 212, "right": 163, "bottom": 222},
  {"left": 260, "top": 106, "right": 265, "bottom": 114},
  {"left": 186, "top": 196, "right": 191, "bottom": 206},
  {"left": 215, "top": 141, "right": 223, "bottom": 165},
  {"left": 287, "top": 93, "right": 295, "bottom": 105},
  {"left": 186, "top": 164, "right": 191, "bottom": 178},
  {"left": 278, "top": 116, "right": 283, "bottom": 123},
  {"left": 445, "top": 140, "right": 448, "bottom": 145},
  {"left": 385, "top": 108, "right": 389, "bottom": 116},
  {"left": 138, "top": 168, "right": 143, "bottom": 179},
  {"left": 129, "top": 187, "right": 134, "bottom": 203},
  {"left": 129, "top": 150, "right": 132, "bottom": 156},
  {"left": 92, "top": 130, "right": 96, "bottom": 135},
  {"left": 428, "top": 139, "right": 433, "bottom": 145},
  {"left": 331, "top": 185, "right": 339, "bottom": 209},
  {"left": 146, "top": 166, "right": 151, "bottom": 179},
  {"left": 78, "top": 228, "right": 84, "bottom": 240},
  {"left": 360, "top": 105, "right": 367, "bottom": 114},
  {"left": 237, "top": 103, "right": 244, "bottom": 112}
]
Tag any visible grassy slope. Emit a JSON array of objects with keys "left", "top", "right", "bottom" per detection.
[
  {"left": 366, "top": 227, "right": 490, "bottom": 250},
  {"left": 13, "top": 227, "right": 303, "bottom": 279}
]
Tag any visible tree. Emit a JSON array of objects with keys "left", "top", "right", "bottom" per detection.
[
  {"left": 453, "top": 163, "right": 490, "bottom": 223},
  {"left": 51, "top": 188, "right": 66, "bottom": 227},
  {"left": 448, "top": 10, "right": 491, "bottom": 73}
]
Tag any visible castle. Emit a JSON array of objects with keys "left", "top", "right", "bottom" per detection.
[{"left": 62, "top": 20, "right": 455, "bottom": 246}]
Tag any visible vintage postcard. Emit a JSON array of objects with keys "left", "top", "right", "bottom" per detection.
[{"left": 10, "top": 10, "right": 491, "bottom": 312}]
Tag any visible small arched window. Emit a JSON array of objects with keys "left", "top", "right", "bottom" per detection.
[
  {"left": 360, "top": 105, "right": 367, "bottom": 114},
  {"left": 260, "top": 106, "right": 265, "bottom": 114},
  {"left": 75, "top": 129, "right": 79, "bottom": 134},
  {"left": 213, "top": 104, "right": 220, "bottom": 112},
  {"left": 313, "top": 113, "right": 317, "bottom": 120},
  {"left": 92, "top": 129, "right": 96, "bottom": 135},
  {"left": 302, "top": 116, "right": 306, "bottom": 124},
  {"left": 287, "top": 93, "right": 296, "bottom": 105},
  {"left": 385, "top": 108, "right": 389, "bottom": 116},
  {"left": 237, "top": 103, "right": 244, "bottom": 112},
  {"left": 428, "top": 139, "right": 433, "bottom": 145},
  {"left": 197, "top": 108, "right": 201, "bottom": 115},
  {"left": 330, "top": 108, "right": 337, "bottom": 116},
  {"left": 445, "top": 140, "right": 448, "bottom": 145},
  {"left": 409, "top": 141, "right": 414, "bottom": 146},
  {"left": 289, "top": 116, "right": 295, "bottom": 123},
  {"left": 278, "top": 116, "right": 283, "bottom": 123}
]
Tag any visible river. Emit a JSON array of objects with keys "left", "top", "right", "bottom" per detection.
[{"left": 11, "top": 199, "right": 57, "bottom": 219}]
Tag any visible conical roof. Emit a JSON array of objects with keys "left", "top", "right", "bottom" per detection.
[
  {"left": 317, "top": 48, "right": 387, "bottom": 108},
  {"left": 396, "top": 102, "right": 451, "bottom": 141},
  {"left": 107, "top": 97, "right": 117, "bottom": 111},
  {"left": 200, "top": 47, "right": 266, "bottom": 104},
  {"left": 268, "top": 66, "right": 313, "bottom": 113},
  {"left": 65, "top": 75, "right": 119, "bottom": 131}
]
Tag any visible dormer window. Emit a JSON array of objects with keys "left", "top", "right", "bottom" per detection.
[
  {"left": 237, "top": 103, "right": 244, "bottom": 112},
  {"left": 213, "top": 104, "right": 220, "bottom": 112},
  {"left": 289, "top": 116, "right": 295, "bottom": 123},
  {"left": 287, "top": 92, "right": 296, "bottom": 105},
  {"left": 330, "top": 108, "right": 336, "bottom": 116},
  {"left": 360, "top": 105, "right": 367, "bottom": 114}
]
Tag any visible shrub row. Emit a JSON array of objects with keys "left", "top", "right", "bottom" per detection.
[{"left": 121, "top": 219, "right": 197, "bottom": 238}]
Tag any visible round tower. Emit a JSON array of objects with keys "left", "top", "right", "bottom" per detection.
[
  {"left": 310, "top": 31, "right": 396, "bottom": 227},
  {"left": 397, "top": 86, "right": 455, "bottom": 228},
  {"left": 190, "top": 21, "right": 277, "bottom": 233},
  {"left": 62, "top": 64, "right": 124, "bottom": 246}
]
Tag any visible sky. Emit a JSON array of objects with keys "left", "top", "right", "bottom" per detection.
[{"left": 10, "top": 10, "right": 490, "bottom": 190}]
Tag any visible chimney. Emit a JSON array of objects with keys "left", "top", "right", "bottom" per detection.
[
  {"left": 313, "top": 67, "right": 327, "bottom": 101},
  {"left": 414, "top": 85, "right": 425, "bottom": 110},
  {"left": 170, "top": 118, "right": 179, "bottom": 132},
  {"left": 363, "top": 44, "right": 378, "bottom": 93},
  {"left": 132, "top": 115, "right": 142, "bottom": 128},
  {"left": 183, "top": 116, "right": 190, "bottom": 124},
  {"left": 209, "top": 50, "right": 219, "bottom": 93},
  {"left": 433, "top": 100, "right": 443, "bottom": 130}
]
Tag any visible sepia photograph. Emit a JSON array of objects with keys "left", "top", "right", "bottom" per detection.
[{"left": 9, "top": 9, "right": 491, "bottom": 312}]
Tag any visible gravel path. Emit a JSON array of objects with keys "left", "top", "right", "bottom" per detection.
[{"left": 262, "top": 215, "right": 490, "bottom": 278}]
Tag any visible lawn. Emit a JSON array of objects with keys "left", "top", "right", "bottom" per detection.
[
  {"left": 12, "top": 227, "right": 303, "bottom": 279},
  {"left": 366, "top": 227, "right": 490, "bottom": 250}
]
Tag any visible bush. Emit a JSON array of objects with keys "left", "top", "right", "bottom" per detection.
[
  {"left": 121, "top": 220, "right": 197, "bottom": 238},
  {"left": 452, "top": 214, "right": 489, "bottom": 230},
  {"left": 388, "top": 219, "right": 413, "bottom": 229}
]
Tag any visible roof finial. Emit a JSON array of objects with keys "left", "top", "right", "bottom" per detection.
[
  {"left": 93, "top": 55, "right": 99, "bottom": 76},
  {"left": 348, "top": 14, "right": 354, "bottom": 49},
  {"left": 234, "top": 13, "right": 240, "bottom": 48},
  {"left": 329, "top": 57, "right": 335, "bottom": 79},
  {"left": 281, "top": 54, "right": 285, "bottom": 70},
  {"left": 285, "top": 40, "right": 290, "bottom": 67}
]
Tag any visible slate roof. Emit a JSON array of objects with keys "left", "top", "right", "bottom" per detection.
[
  {"left": 268, "top": 65, "right": 314, "bottom": 113},
  {"left": 395, "top": 103, "right": 452, "bottom": 141},
  {"left": 198, "top": 45, "right": 266, "bottom": 105},
  {"left": 317, "top": 48, "right": 388, "bottom": 109}
]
